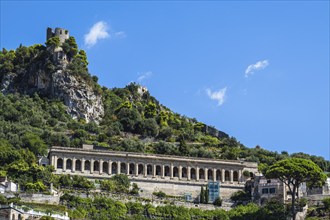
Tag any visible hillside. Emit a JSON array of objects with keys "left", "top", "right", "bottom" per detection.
[{"left": 0, "top": 30, "right": 329, "bottom": 189}]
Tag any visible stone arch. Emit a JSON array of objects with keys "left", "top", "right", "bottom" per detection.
[
  {"left": 173, "top": 167, "right": 179, "bottom": 178},
  {"left": 76, "top": 160, "right": 81, "bottom": 171},
  {"left": 85, "top": 160, "right": 90, "bottom": 171},
  {"left": 112, "top": 162, "right": 118, "bottom": 174},
  {"left": 138, "top": 164, "right": 144, "bottom": 175},
  {"left": 233, "top": 171, "right": 239, "bottom": 182},
  {"left": 199, "top": 168, "right": 205, "bottom": 180},
  {"left": 18, "top": 214, "right": 22, "bottom": 220},
  {"left": 66, "top": 159, "right": 72, "bottom": 170},
  {"left": 208, "top": 169, "right": 213, "bottom": 180},
  {"left": 129, "top": 163, "right": 135, "bottom": 175},
  {"left": 156, "top": 165, "right": 161, "bottom": 176},
  {"left": 57, "top": 158, "right": 63, "bottom": 169},
  {"left": 165, "top": 166, "right": 170, "bottom": 177},
  {"left": 225, "top": 170, "right": 230, "bottom": 181},
  {"left": 103, "top": 161, "right": 108, "bottom": 174},
  {"left": 182, "top": 167, "right": 187, "bottom": 178},
  {"left": 121, "top": 163, "right": 126, "bottom": 174},
  {"left": 147, "top": 164, "right": 153, "bottom": 175},
  {"left": 216, "top": 169, "right": 221, "bottom": 181},
  {"left": 191, "top": 168, "right": 196, "bottom": 180},
  {"left": 94, "top": 161, "right": 99, "bottom": 172}
]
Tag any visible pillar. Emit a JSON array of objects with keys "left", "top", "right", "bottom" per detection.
[
  {"left": 127, "top": 163, "right": 130, "bottom": 175},
  {"left": 230, "top": 170, "right": 234, "bottom": 183},
  {"left": 221, "top": 169, "right": 225, "bottom": 183},
  {"left": 187, "top": 166, "right": 191, "bottom": 181},
  {"left": 99, "top": 159, "right": 103, "bottom": 174},
  {"left": 144, "top": 164, "right": 147, "bottom": 177},
  {"left": 91, "top": 159, "right": 94, "bottom": 174},
  {"left": 161, "top": 165, "right": 165, "bottom": 178},
  {"left": 63, "top": 158, "right": 67, "bottom": 172},
  {"left": 238, "top": 170, "right": 242, "bottom": 183},
  {"left": 108, "top": 160, "right": 112, "bottom": 175},
  {"left": 82, "top": 158, "right": 85, "bottom": 173},
  {"left": 196, "top": 167, "right": 200, "bottom": 181},
  {"left": 153, "top": 165, "right": 156, "bottom": 178},
  {"left": 53, "top": 155, "right": 58, "bottom": 169},
  {"left": 170, "top": 163, "right": 174, "bottom": 179},
  {"left": 72, "top": 158, "right": 76, "bottom": 172},
  {"left": 213, "top": 168, "right": 216, "bottom": 182},
  {"left": 204, "top": 168, "right": 208, "bottom": 182},
  {"left": 135, "top": 163, "right": 139, "bottom": 176},
  {"left": 117, "top": 161, "right": 121, "bottom": 174},
  {"left": 179, "top": 166, "right": 182, "bottom": 180}
]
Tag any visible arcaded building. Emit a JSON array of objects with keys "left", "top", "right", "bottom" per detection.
[{"left": 49, "top": 145, "right": 258, "bottom": 199}]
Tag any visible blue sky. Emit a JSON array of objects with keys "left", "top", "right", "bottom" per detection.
[{"left": 1, "top": 1, "right": 329, "bottom": 160}]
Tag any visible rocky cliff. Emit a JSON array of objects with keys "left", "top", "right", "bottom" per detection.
[{"left": 0, "top": 41, "right": 104, "bottom": 123}]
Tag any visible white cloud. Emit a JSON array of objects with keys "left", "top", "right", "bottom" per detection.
[
  {"left": 114, "top": 31, "right": 126, "bottom": 39},
  {"left": 245, "top": 60, "right": 269, "bottom": 77},
  {"left": 137, "top": 71, "right": 153, "bottom": 82},
  {"left": 206, "top": 87, "right": 227, "bottom": 106},
  {"left": 84, "top": 21, "right": 110, "bottom": 47}
]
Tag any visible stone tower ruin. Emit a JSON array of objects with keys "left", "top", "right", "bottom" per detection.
[
  {"left": 46, "top": 27, "right": 69, "bottom": 44},
  {"left": 46, "top": 27, "right": 70, "bottom": 63}
]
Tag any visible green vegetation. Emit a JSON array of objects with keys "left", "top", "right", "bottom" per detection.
[
  {"left": 58, "top": 194, "right": 293, "bottom": 220},
  {"left": 266, "top": 158, "right": 327, "bottom": 219},
  {"left": 0, "top": 37, "right": 329, "bottom": 220}
]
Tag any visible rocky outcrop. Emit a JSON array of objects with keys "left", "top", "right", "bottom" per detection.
[{"left": 0, "top": 57, "right": 104, "bottom": 123}]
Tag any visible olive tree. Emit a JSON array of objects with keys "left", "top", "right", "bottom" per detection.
[{"left": 266, "top": 158, "right": 327, "bottom": 220}]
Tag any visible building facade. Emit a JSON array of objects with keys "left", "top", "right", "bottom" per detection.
[{"left": 49, "top": 145, "right": 259, "bottom": 199}]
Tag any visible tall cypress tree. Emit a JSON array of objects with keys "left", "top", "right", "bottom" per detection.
[
  {"left": 200, "top": 186, "right": 205, "bottom": 203},
  {"left": 205, "top": 185, "right": 209, "bottom": 204}
]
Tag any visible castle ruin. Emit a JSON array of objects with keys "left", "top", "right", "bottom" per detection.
[
  {"left": 46, "top": 27, "right": 69, "bottom": 44},
  {"left": 46, "top": 27, "right": 69, "bottom": 63}
]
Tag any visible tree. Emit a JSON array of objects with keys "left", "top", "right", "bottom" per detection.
[
  {"left": 45, "top": 36, "right": 60, "bottom": 47},
  {"left": 266, "top": 158, "right": 327, "bottom": 220},
  {"left": 200, "top": 186, "right": 205, "bottom": 203}
]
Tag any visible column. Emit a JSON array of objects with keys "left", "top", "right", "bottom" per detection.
[
  {"left": 170, "top": 163, "right": 174, "bottom": 179},
  {"left": 63, "top": 158, "right": 67, "bottom": 172},
  {"left": 108, "top": 160, "right": 112, "bottom": 175},
  {"left": 204, "top": 168, "right": 208, "bottom": 182},
  {"left": 230, "top": 170, "right": 234, "bottom": 183},
  {"left": 153, "top": 165, "right": 156, "bottom": 178},
  {"left": 238, "top": 170, "right": 242, "bottom": 183},
  {"left": 82, "top": 158, "right": 85, "bottom": 173},
  {"left": 53, "top": 156, "right": 58, "bottom": 169},
  {"left": 135, "top": 163, "right": 139, "bottom": 176},
  {"left": 144, "top": 164, "right": 147, "bottom": 177},
  {"left": 72, "top": 158, "right": 76, "bottom": 172},
  {"left": 187, "top": 166, "right": 191, "bottom": 181},
  {"left": 161, "top": 165, "right": 165, "bottom": 178},
  {"left": 179, "top": 166, "right": 182, "bottom": 180},
  {"left": 99, "top": 159, "right": 103, "bottom": 174},
  {"left": 127, "top": 163, "right": 130, "bottom": 175},
  {"left": 117, "top": 161, "right": 121, "bottom": 174},
  {"left": 91, "top": 159, "right": 94, "bottom": 174},
  {"left": 196, "top": 167, "right": 200, "bottom": 181},
  {"left": 213, "top": 168, "right": 216, "bottom": 182},
  {"left": 221, "top": 169, "right": 225, "bottom": 183}
]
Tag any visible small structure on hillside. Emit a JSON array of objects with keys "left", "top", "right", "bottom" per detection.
[{"left": 0, "top": 177, "right": 17, "bottom": 194}]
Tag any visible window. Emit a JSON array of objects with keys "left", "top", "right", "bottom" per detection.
[
  {"left": 270, "top": 188, "right": 276, "bottom": 194},
  {"left": 262, "top": 188, "right": 269, "bottom": 194}
]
